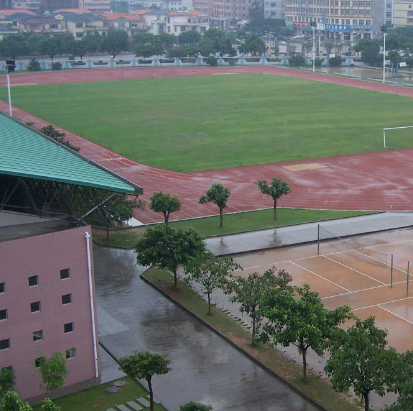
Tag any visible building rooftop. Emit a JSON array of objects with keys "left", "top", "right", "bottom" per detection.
[
  {"left": 97, "top": 13, "right": 143, "bottom": 20},
  {"left": 53, "top": 8, "right": 92, "bottom": 13},
  {"left": 0, "top": 211, "right": 75, "bottom": 243},
  {"left": 0, "top": 113, "right": 142, "bottom": 195},
  {"left": 0, "top": 9, "right": 35, "bottom": 16}
]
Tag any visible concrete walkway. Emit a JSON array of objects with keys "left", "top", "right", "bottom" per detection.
[
  {"left": 94, "top": 245, "right": 321, "bottom": 411},
  {"left": 207, "top": 212, "right": 413, "bottom": 256}
]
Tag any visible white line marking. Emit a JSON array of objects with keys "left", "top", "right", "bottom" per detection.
[
  {"left": 290, "top": 261, "right": 350, "bottom": 292},
  {"left": 323, "top": 255, "right": 385, "bottom": 285},
  {"left": 353, "top": 296, "right": 413, "bottom": 311},
  {"left": 378, "top": 305, "right": 413, "bottom": 325}
]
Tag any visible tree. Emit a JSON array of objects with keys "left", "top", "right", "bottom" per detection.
[
  {"left": 178, "top": 30, "right": 201, "bottom": 45},
  {"left": 26, "top": 58, "right": 41, "bottom": 72},
  {"left": 205, "top": 55, "right": 217, "bottom": 66},
  {"left": 361, "top": 44, "right": 381, "bottom": 66},
  {"left": 110, "top": 0, "right": 129, "bottom": 12},
  {"left": 260, "top": 284, "right": 353, "bottom": 382},
  {"left": 41, "top": 398, "right": 61, "bottom": 411},
  {"left": 118, "top": 351, "right": 171, "bottom": 411},
  {"left": 388, "top": 50, "right": 402, "bottom": 65},
  {"left": 0, "top": 35, "right": 29, "bottom": 59},
  {"left": 37, "top": 351, "right": 68, "bottom": 394},
  {"left": 1, "top": 391, "right": 33, "bottom": 411},
  {"left": 180, "top": 402, "right": 212, "bottom": 411},
  {"left": 149, "top": 192, "right": 181, "bottom": 226},
  {"left": 239, "top": 34, "right": 266, "bottom": 55},
  {"left": 135, "top": 44, "right": 163, "bottom": 58},
  {"left": 88, "top": 193, "right": 145, "bottom": 239},
  {"left": 325, "top": 316, "right": 393, "bottom": 411},
  {"left": 167, "top": 45, "right": 199, "bottom": 58},
  {"left": 27, "top": 33, "right": 45, "bottom": 55},
  {"left": 158, "top": 33, "right": 175, "bottom": 49},
  {"left": 199, "top": 183, "right": 230, "bottom": 228},
  {"left": 70, "top": 39, "right": 89, "bottom": 61},
  {"left": 100, "top": 29, "right": 129, "bottom": 59},
  {"left": 226, "top": 268, "right": 292, "bottom": 345},
  {"left": 135, "top": 225, "right": 206, "bottom": 289},
  {"left": 38, "top": 36, "right": 62, "bottom": 61},
  {"left": 81, "top": 33, "right": 101, "bottom": 54},
  {"left": 384, "top": 350, "right": 413, "bottom": 410},
  {"left": 0, "top": 368, "right": 15, "bottom": 400},
  {"left": 256, "top": 178, "right": 291, "bottom": 220},
  {"left": 203, "top": 28, "right": 236, "bottom": 56},
  {"left": 328, "top": 55, "right": 344, "bottom": 67},
  {"left": 185, "top": 251, "right": 240, "bottom": 315},
  {"left": 39, "top": 125, "right": 80, "bottom": 152},
  {"left": 322, "top": 40, "right": 334, "bottom": 55},
  {"left": 288, "top": 54, "right": 305, "bottom": 66}
]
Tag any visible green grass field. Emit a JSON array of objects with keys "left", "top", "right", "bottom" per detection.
[{"left": 2, "top": 74, "right": 413, "bottom": 172}]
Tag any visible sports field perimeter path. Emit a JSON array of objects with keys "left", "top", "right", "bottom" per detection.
[{"left": 2, "top": 66, "right": 413, "bottom": 224}]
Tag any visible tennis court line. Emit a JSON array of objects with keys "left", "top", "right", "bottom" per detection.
[
  {"left": 352, "top": 295, "right": 413, "bottom": 311},
  {"left": 321, "top": 279, "right": 413, "bottom": 300},
  {"left": 290, "top": 261, "right": 350, "bottom": 292},
  {"left": 323, "top": 255, "right": 386, "bottom": 285},
  {"left": 378, "top": 304, "right": 413, "bottom": 326}
]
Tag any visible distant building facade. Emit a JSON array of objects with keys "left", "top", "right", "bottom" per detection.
[{"left": 78, "top": 0, "right": 110, "bottom": 12}]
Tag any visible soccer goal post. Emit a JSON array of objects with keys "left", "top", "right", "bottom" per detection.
[{"left": 383, "top": 126, "right": 413, "bottom": 148}]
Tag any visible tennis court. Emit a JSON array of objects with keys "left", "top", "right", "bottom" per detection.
[{"left": 234, "top": 227, "right": 413, "bottom": 352}]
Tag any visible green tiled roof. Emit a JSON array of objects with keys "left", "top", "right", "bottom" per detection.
[{"left": 0, "top": 113, "right": 142, "bottom": 195}]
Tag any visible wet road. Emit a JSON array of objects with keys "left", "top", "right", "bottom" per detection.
[{"left": 94, "top": 245, "right": 321, "bottom": 411}]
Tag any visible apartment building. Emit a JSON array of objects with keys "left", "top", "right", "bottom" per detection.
[
  {"left": 11, "top": 1, "right": 41, "bottom": 12},
  {"left": 393, "top": 0, "right": 413, "bottom": 26},
  {"left": 284, "top": 0, "right": 374, "bottom": 41},
  {"left": 78, "top": 0, "right": 110, "bottom": 12},
  {"left": 264, "top": 0, "right": 284, "bottom": 18},
  {"left": 166, "top": 10, "right": 209, "bottom": 33}
]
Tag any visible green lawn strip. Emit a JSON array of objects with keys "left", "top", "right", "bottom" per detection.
[
  {"left": 91, "top": 208, "right": 375, "bottom": 248},
  {"left": 32, "top": 376, "right": 166, "bottom": 411},
  {"left": 144, "top": 268, "right": 363, "bottom": 411},
  {"left": 2, "top": 74, "right": 413, "bottom": 172}
]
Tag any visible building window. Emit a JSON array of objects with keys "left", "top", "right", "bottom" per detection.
[
  {"left": 33, "top": 330, "right": 43, "bottom": 342},
  {"left": 60, "top": 269, "right": 70, "bottom": 280},
  {"left": 28, "top": 275, "right": 38, "bottom": 287},
  {"left": 0, "top": 339, "right": 10, "bottom": 350},
  {"left": 386, "top": 11, "right": 391, "bottom": 17},
  {"left": 0, "top": 309, "right": 7, "bottom": 321},
  {"left": 271, "top": 10, "right": 276, "bottom": 14},
  {"left": 0, "top": 283, "right": 4, "bottom": 294},
  {"left": 359, "top": 19, "right": 364, "bottom": 24},
  {"left": 30, "top": 301, "right": 40, "bottom": 313},
  {"left": 62, "top": 294, "right": 72, "bottom": 305},
  {"left": 64, "top": 322, "right": 74, "bottom": 333},
  {"left": 34, "top": 357, "right": 43, "bottom": 368},
  {"left": 76, "top": 22, "right": 83, "bottom": 27},
  {"left": 66, "top": 347, "right": 76, "bottom": 359}
]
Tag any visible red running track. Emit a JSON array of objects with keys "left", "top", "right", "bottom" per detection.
[{"left": 1, "top": 66, "right": 413, "bottom": 224}]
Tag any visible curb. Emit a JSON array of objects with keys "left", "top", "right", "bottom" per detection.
[
  {"left": 213, "top": 221, "right": 413, "bottom": 257},
  {"left": 140, "top": 272, "right": 330, "bottom": 411}
]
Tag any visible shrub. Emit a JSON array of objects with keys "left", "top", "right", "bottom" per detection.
[
  {"left": 329, "top": 55, "right": 344, "bottom": 67},
  {"left": 51, "top": 62, "right": 62, "bottom": 70},
  {"left": 315, "top": 57, "right": 324, "bottom": 66},
  {"left": 288, "top": 54, "right": 305, "bottom": 66},
  {"left": 205, "top": 56, "right": 218, "bottom": 66},
  {"left": 27, "top": 58, "right": 41, "bottom": 72}
]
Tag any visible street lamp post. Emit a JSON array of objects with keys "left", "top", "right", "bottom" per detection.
[
  {"left": 381, "top": 25, "right": 387, "bottom": 84},
  {"left": 5, "top": 62, "right": 12, "bottom": 117},
  {"left": 310, "top": 21, "right": 317, "bottom": 72}
]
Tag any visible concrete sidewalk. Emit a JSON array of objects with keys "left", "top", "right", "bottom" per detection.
[{"left": 207, "top": 212, "right": 413, "bottom": 256}]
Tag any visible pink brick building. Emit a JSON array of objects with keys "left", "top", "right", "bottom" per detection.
[{"left": 0, "top": 221, "right": 99, "bottom": 400}]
